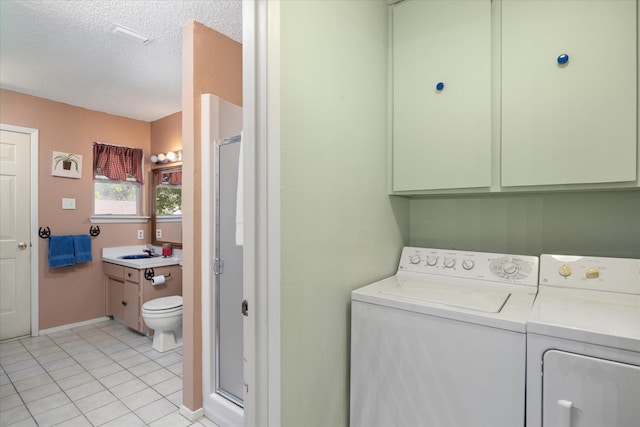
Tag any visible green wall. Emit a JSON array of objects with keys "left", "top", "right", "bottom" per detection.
[
  {"left": 410, "top": 190, "right": 640, "bottom": 258},
  {"left": 279, "top": 2, "right": 639, "bottom": 426},
  {"left": 280, "top": 1, "right": 408, "bottom": 426}
]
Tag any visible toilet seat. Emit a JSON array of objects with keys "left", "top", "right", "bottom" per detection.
[
  {"left": 142, "top": 306, "right": 182, "bottom": 317},
  {"left": 142, "top": 295, "right": 182, "bottom": 312}
]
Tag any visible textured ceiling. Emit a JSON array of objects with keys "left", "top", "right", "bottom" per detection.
[{"left": 0, "top": 0, "right": 242, "bottom": 122}]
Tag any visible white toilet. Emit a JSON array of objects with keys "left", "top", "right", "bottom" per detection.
[{"left": 141, "top": 295, "right": 183, "bottom": 352}]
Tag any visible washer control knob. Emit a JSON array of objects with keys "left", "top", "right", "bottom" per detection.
[
  {"left": 426, "top": 256, "right": 438, "bottom": 266},
  {"left": 443, "top": 258, "right": 456, "bottom": 269},
  {"left": 586, "top": 267, "right": 599, "bottom": 279},
  {"left": 409, "top": 255, "right": 422, "bottom": 265},
  {"left": 462, "top": 259, "right": 475, "bottom": 270},
  {"left": 559, "top": 264, "right": 572, "bottom": 277},
  {"left": 502, "top": 262, "right": 519, "bottom": 276}
]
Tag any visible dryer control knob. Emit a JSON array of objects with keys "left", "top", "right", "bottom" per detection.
[
  {"left": 559, "top": 264, "right": 572, "bottom": 277},
  {"left": 586, "top": 267, "right": 600, "bottom": 279},
  {"left": 443, "top": 258, "right": 456, "bottom": 268},
  {"left": 426, "top": 256, "right": 438, "bottom": 266},
  {"left": 462, "top": 259, "right": 475, "bottom": 270}
]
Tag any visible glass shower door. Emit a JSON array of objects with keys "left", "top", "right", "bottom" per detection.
[{"left": 215, "top": 135, "right": 244, "bottom": 406}]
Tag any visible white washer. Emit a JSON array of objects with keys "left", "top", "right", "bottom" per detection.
[
  {"left": 350, "top": 247, "right": 539, "bottom": 427},
  {"left": 526, "top": 254, "right": 640, "bottom": 427}
]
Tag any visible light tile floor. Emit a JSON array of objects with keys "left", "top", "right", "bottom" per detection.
[{"left": 0, "top": 320, "right": 218, "bottom": 427}]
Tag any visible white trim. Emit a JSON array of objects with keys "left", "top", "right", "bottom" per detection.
[
  {"left": 242, "top": 1, "right": 282, "bottom": 425},
  {"left": 1, "top": 124, "right": 39, "bottom": 337},
  {"left": 179, "top": 405, "right": 204, "bottom": 422},
  {"left": 38, "top": 316, "right": 110, "bottom": 336},
  {"left": 266, "top": 1, "right": 282, "bottom": 426},
  {"left": 90, "top": 215, "right": 150, "bottom": 224},
  {"left": 242, "top": 3, "right": 258, "bottom": 426},
  {"left": 157, "top": 215, "right": 182, "bottom": 223},
  {"left": 201, "top": 93, "right": 215, "bottom": 419}
]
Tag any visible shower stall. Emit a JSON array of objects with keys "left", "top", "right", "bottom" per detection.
[{"left": 201, "top": 94, "right": 244, "bottom": 427}]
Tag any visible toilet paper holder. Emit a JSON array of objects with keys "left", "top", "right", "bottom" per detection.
[{"left": 144, "top": 268, "right": 171, "bottom": 281}]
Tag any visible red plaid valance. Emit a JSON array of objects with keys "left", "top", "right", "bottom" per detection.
[
  {"left": 156, "top": 171, "right": 182, "bottom": 185},
  {"left": 93, "top": 142, "right": 144, "bottom": 184}
]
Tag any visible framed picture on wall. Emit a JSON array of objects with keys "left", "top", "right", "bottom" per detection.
[{"left": 52, "top": 151, "right": 82, "bottom": 179}]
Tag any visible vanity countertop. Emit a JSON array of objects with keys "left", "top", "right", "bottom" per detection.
[{"left": 102, "top": 245, "right": 182, "bottom": 269}]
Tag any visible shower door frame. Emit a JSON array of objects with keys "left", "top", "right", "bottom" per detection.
[{"left": 214, "top": 135, "right": 244, "bottom": 408}]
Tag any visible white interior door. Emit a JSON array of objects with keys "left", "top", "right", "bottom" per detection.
[{"left": 0, "top": 129, "right": 31, "bottom": 340}]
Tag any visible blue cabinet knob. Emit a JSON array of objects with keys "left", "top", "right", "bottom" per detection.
[
  {"left": 436, "top": 82, "right": 445, "bottom": 91},
  {"left": 557, "top": 54, "right": 569, "bottom": 65}
]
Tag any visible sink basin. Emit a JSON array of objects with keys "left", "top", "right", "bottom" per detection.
[{"left": 119, "top": 254, "right": 158, "bottom": 259}]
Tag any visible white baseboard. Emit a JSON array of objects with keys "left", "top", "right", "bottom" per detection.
[
  {"left": 180, "top": 405, "right": 204, "bottom": 422},
  {"left": 39, "top": 317, "right": 111, "bottom": 336}
]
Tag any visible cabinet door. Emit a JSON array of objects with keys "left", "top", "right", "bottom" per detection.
[
  {"left": 107, "top": 277, "right": 124, "bottom": 321},
  {"left": 124, "top": 281, "right": 140, "bottom": 331},
  {"left": 502, "top": 0, "right": 637, "bottom": 187},
  {"left": 393, "top": 0, "right": 492, "bottom": 192}
]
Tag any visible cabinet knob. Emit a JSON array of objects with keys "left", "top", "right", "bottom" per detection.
[
  {"left": 435, "top": 82, "right": 445, "bottom": 91},
  {"left": 557, "top": 54, "right": 569, "bottom": 65}
]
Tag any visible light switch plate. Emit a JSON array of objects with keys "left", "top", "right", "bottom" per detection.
[{"left": 62, "top": 198, "right": 76, "bottom": 209}]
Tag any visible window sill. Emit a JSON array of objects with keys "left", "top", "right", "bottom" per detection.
[
  {"left": 157, "top": 215, "right": 182, "bottom": 223},
  {"left": 90, "top": 215, "right": 151, "bottom": 224}
]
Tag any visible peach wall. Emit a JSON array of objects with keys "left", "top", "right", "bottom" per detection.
[
  {"left": 181, "top": 20, "right": 242, "bottom": 411},
  {"left": 150, "top": 112, "right": 182, "bottom": 171},
  {"left": 0, "top": 89, "right": 151, "bottom": 330}
]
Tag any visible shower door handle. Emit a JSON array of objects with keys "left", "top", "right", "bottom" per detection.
[
  {"left": 242, "top": 299, "right": 249, "bottom": 316},
  {"left": 214, "top": 258, "right": 224, "bottom": 275}
]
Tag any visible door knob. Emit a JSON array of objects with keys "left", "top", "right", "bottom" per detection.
[{"left": 18, "top": 242, "right": 28, "bottom": 250}]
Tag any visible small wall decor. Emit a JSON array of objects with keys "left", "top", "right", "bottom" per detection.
[{"left": 52, "top": 151, "right": 82, "bottom": 178}]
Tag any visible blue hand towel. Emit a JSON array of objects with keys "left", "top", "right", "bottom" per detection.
[
  {"left": 73, "top": 234, "right": 93, "bottom": 263},
  {"left": 48, "top": 235, "right": 75, "bottom": 268}
]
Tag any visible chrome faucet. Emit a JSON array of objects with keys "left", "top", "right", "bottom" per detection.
[{"left": 143, "top": 247, "right": 154, "bottom": 256}]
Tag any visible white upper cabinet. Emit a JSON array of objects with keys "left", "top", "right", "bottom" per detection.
[
  {"left": 392, "top": 0, "right": 492, "bottom": 192},
  {"left": 501, "top": 0, "right": 638, "bottom": 187}
]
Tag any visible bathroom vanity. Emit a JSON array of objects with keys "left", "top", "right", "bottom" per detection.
[{"left": 102, "top": 246, "right": 182, "bottom": 333}]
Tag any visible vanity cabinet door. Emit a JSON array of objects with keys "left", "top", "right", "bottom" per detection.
[
  {"left": 392, "top": 0, "right": 492, "bottom": 192},
  {"left": 123, "top": 281, "right": 140, "bottom": 331},
  {"left": 106, "top": 277, "right": 124, "bottom": 321},
  {"left": 501, "top": 0, "right": 637, "bottom": 187}
]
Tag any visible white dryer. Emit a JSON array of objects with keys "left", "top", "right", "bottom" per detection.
[
  {"left": 350, "top": 247, "right": 539, "bottom": 427},
  {"left": 526, "top": 254, "right": 640, "bottom": 427}
]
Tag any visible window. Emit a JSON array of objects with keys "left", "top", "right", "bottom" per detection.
[
  {"left": 93, "top": 142, "right": 144, "bottom": 216},
  {"left": 94, "top": 179, "right": 140, "bottom": 215},
  {"left": 155, "top": 170, "right": 182, "bottom": 216}
]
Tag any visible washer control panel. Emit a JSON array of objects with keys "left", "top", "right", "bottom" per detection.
[
  {"left": 540, "top": 254, "right": 640, "bottom": 294},
  {"left": 398, "top": 247, "right": 539, "bottom": 286}
]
